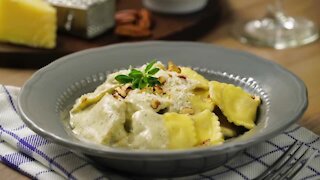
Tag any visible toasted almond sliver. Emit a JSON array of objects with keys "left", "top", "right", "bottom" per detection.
[
  {"left": 115, "top": 87, "right": 127, "bottom": 98},
  {"left": 151, "top": 99, "right": 161, "bottom": 109},
  {"left": 153, "top": 85, "right": 164, "bottom": 95},
  {"left": 178, "top": 75, "right": 187, "bottom": 80},
  {"left": 158, "top": 76, "right": 166, "bottom": 84},
  {"left": 112, "top": 92, "right": 122, "bottom": 99},
  {"left": 168, "top": 60, "right": 181, "bottom": 73},
  {"left": 123, "top": 84, "right": 132, "bottom": 93}
]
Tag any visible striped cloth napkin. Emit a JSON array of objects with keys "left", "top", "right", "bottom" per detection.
[{"left": 0, "top": 85, "right": 319, "bottom": 180}]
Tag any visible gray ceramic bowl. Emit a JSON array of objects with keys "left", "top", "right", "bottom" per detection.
[{"left": 18, "top": 41, "right": 307, "bottom": 177}]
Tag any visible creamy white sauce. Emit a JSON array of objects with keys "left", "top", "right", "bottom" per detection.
[
  {"left": 128, "top": 110, "right": 167, "bottom": 149},
  {"left": 69, "top": 61, "right": 199, "bottom": 149},
  {"left": 125, "top": 89, "right": 171, "bottom": 113},
  {"left": 70, "top": 94, "right": 127, "bottom": 144}
]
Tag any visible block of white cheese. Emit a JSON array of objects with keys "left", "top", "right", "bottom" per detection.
[{"left": 0, "top": 0, "right": 57, "bottom": 49}]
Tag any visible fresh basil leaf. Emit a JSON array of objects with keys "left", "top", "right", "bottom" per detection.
[
  {"left": 132, "top": 78, "right": 140, "bottom": 89},
  {"left": 147, "top": 76, "right": 161, "bottom": 86},
  {"left": 139, "top": 77, "right": 148, "bottom": 89},
  {"left": 129, "top": 69, "right": 143, "bottom": 78},
  {"left": 115, "top": 75, "right": 133, "bottom": 84},
  {"left": 115, "top": 60, "right": 162, "bottom": 89},
  {"left": 145, "top": 60, "right": 157, "bottom": 73},
  {"left": 147, "top": 68, "right": 160, "bottom": 75}
]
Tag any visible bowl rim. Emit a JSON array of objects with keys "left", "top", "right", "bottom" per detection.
[{"left": 18, "top": 41, "right": 308, "bottom": 159}]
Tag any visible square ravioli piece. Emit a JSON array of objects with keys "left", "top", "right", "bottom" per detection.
[
  {"left": 209, "top": 81, "right": 260, "bottom": 129},
  {"left": 163, "top": 113, "right": 197, "bottom": 149},
  {"left": 193, "top": 110, "right": 224, "bottom": 146}
]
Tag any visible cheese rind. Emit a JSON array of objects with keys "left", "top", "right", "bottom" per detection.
[{"left": 0, "top": 0, "right": 57, "bottom": 49}]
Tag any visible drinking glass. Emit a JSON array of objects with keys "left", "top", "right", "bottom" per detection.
[{"left": 232, "top": 0, "right": 319, "bottom": 49}]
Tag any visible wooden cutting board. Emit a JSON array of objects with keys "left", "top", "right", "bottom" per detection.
[{"left": 0, "top": 0, "right": 224, "bottom": 68}]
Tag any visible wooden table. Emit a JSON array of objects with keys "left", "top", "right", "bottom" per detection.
[{"left": 1, "top": 0, "right": 319, "bottom": 179}]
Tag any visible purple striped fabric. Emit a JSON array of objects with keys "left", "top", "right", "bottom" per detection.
[{"left": 0, "top": 85, "right": 319, "bottom": 180}]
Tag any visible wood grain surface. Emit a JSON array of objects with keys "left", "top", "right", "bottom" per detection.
[{"left": 0, "top": 0, "right": 319, "bottom": 179}]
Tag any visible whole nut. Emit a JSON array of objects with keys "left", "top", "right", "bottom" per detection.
[
  {"left": 115, "top": 9, "right": 138, "bottom": 25},
  {"left": 115, "top": 24, "right": 151, "bottom": 37},
  {"left": 138, "top": 8, "right": 152, "bottom": 29}
]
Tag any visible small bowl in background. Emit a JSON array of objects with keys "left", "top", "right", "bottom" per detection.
[{"left": 142, "top": 0, "right": 208, "bottom": 14}]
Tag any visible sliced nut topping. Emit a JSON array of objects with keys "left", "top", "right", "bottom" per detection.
[
  {"left": 114, "top": 84, "right": 132, "bottom": 98},
  {"left": 153, "top": 85, "right": 164, "bottom": 95},
  {"left": 112, "top": 92, "right": 122, "bottom": 99},
  {"left": 151, "top": 99, "right": 161, "bottom": 109},
  {"left": 168, "top": 60, "right": 181, "bottom": 73},
  {"left": 115, "top": 87, "right": 126, "bottom": 98},
  {"left": 158, "top": 76, "right": 166, "bottom": 84},
  {"left": 179, "top": 107, "right": 195, "bottom": 115},
  {"left": 177, "top": 75, "right": 187, "bottom": 80},
  {"left": 123, "top": 84, "right": 132, "bottom": 93}
]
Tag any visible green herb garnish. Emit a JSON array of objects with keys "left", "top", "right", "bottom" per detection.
[{"left": 115, "top": 60, "right": 161, "bottom": 89}]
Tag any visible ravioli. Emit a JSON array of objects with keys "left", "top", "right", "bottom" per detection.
[
  {"left": 70, "top": 94, "right": 127, "bottom": 144},
  {"left": 70, "top": 61, "right": 261, "bottom": 150},
  {"left": 180, "top": 67, "right": 209, "bottom": 89},
  {"left": 190, "top": 89, "right": 215, "bottom": 113},
  {"left": 163, "top": 112, "right": 197, "bottom": 149},
  {"left": 209, "top": 81, "right": 260, "bottom": 129},
  {"left": 71, "top": 83, "right": 116, "bottom": 113},
  {"left": 193, "top": 110, "right": 224, "bottom": 146},
  {"left": 128, "top": 110, "right": 168, "bottom": 149}
]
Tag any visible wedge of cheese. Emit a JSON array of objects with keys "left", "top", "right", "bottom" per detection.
[{"left": 0, "top": 0, "right": 57, "bottom": 49}]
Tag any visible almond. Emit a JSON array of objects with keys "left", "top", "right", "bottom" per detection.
[
  {"left": 178, "top": 75, "right": 187, "bottom": 80},
  {"left": 168, "top": 60, "right": 181, "bottom": 73},
  {"left": 115, "top": 10, "right": 138, "bottom": 25},
  {"left": 115, "top": 24, "right": 151, "bottom": 37},
  {"left": 151, "top": 99, "right": 161, "bottom": 109},
  {"left": 158, "top": 76, "right": 166, "bottom": 84},
  {"left": 153, "top": 85, "right": 164, "bottom": 95},
  {"left": 112, "top": 92, "right": 122, "bottom": 99},
  {"left": 137, "top": 9, "right": 152, "bottom": 29}
]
